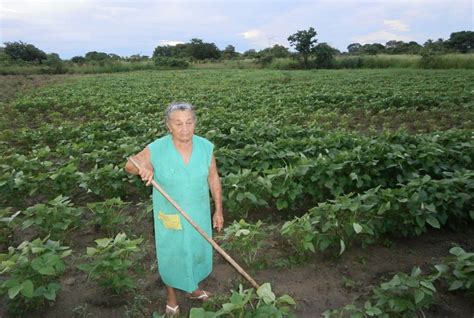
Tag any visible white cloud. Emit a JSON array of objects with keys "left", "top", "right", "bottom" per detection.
[
  {"left": 238, "top": 29, "right": 264, "bottom": 40},
  {"left": 157, "top": 40, "right": 185, "bottom": 46},
  {"left": 353, "top": 30, "right": 413, "bottom": 44},
  {"left": 384, "top": 20, "right": 409, "bottom": 32}
]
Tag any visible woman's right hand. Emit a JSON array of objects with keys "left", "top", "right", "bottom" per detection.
[
  {"left": 138, "top": 166, "right": 154, "bottom": 186},
  {"left": 125, "top": 147, "right": 154, "bottom": 186}
]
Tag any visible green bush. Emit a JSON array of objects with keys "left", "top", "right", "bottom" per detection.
[
  {"left": 0, "top": 237, "right": 71, "bottom": 315},
  {"left": 190, "top": 283, "right": 296, "bottom": 317},
  {"left": 436, "top": 247, "right": 474, "bottom": 293},
  {"left": 87, "top": 198, "right": 130, "bottom": 236},
  {"left": 0, "top": 208, "right": 19, "bottom": 246},
  {"left": 77, "top": 233, "right": 143, "bottom": 294},
  {"left": 21, "top": 195, "right": 83, "bottom": 241},
  {"left": 323, "top": 267, "right": 438, "bottom": 318},
  {"left": 219, "top": 219, "right": 267, "bottom": 267},
  {"left": 154, "top": 57, "right": 189, "bottom": 68}
]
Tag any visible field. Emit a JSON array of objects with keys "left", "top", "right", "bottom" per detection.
[{"left": 0, "top": 69, "right": 473, "bottom": 317}]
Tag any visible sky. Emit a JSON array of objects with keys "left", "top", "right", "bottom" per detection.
[{"left": 0, "top": 0, "right": 472, "bottom": 59}]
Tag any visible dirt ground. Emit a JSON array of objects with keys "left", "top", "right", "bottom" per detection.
[{"left": 1, "top": 205, "right": 473, "bottom": 318}]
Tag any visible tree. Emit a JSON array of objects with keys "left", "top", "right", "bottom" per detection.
[
  {"left": 71, "top": 56, "right": 86, "bottom": 64},
  {"left": 85, "top": 51, "right": 109, "bottom": 61},
  {"left": 242, "top": 49, "right": 258, "bottom": 59},
  {"left": 347, "top": 43, "right": 362, "bottom": 54},
  {"left": 222, "top": 45, "right": 238, "bottom": 59},
  {"left": 360, "top": 43, "right": 385, "bottom": 55},
  {"left": 314, "top": 43, "right": 336, "bottom": 68},
  {"left": 423, "top": 38, "right": 447, "bottom": 53},
  {"left": 447, "top": 31, "right": 474, "bottom": 53},
  {"left": 3, "top": 41, "right": 47, "bottom": 63},
  {"left": 153, "top": 45, "right": 174, "bottom": 58},
  {"left": 187, "top": 38, "right": 221, "bottom": 60},
  {"left": 287, "top": 27, "right": 318, "bottom": 67}
]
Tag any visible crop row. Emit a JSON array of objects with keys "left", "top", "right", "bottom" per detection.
[{"left": 1, "top": 129, "right": 472, "bottom": 216}]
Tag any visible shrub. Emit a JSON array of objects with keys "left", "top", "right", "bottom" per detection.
[
  {"left": 21, "top": 195, "right": 83, "bottom": 241},
  {"left": 219, "top": 219, "right": 267, "bottom": 267},
  {"left": 190, "top": 283, "right": 296, "bottom": 317},
  {"left": 154, "top": 57, "right": 189, "bottom": 68},
  {"left": 77, "top": 233, "right": 143, "bottom": 294},
  {"left": 0, "top": 237, "right": 71, "bottom": 315},
  {"left": 87, "top": 197, "right": 129, "bottom": 236}
]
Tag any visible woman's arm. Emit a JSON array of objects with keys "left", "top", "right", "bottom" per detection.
[
  {"left": 208, "top": 155, "right": 224, "bottom": 231},
  {"left": 125, "top": 146, "right": 154, "bottom": 185}
]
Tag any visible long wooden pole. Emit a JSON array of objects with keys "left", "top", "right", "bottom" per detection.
[{"left": 129, "top": 157, "right": 260, "bottom": 289}]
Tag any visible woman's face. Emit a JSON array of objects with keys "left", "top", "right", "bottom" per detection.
[{"left": 167, "top": 110, "right": 195, "bottom": 143}]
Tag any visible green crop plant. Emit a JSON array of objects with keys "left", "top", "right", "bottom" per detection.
[
  {"left": 77, "top": 233, "right": 143, "bottom": 294},
  {"left": 87, "top": 197, "right": 129, "bottom": 236},
  {"left": 21, "top": 195, "right": 83, "bottom": 241},
  {"left": 281, "top": 214, "right": 316, "bottom": 261},
  {"left": 219, "top": 219, "right": 267, "bottom": 267},
  {"left": 0, "top": 237, "right": 71, "bottom": 315},
  {"left": 436, "top": 246, "right": 474, "bottom": 293},
  {"left": 281, "top": 171, "right": 473, "bottom": 257},
  {"left": 189, "top": 283, "right": 296, "bottom": 317},
  {"left": 0, "top": 207, "right": 19, "bottom": 247},
  {"left": 323, "top": 267, "right": 439, "bottom": 318}
]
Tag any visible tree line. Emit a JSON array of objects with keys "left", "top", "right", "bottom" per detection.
[{"left": 0, "top": 28, "right": 472, "bottom": 71}]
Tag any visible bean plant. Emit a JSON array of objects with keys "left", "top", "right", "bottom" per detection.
[
  {"left": 219, "top": 219, "right": 267, "bottom": 267},
  {"left": 87, "top": 197, "right": 129, "bottom": 236},
  {"left": 21, "top": 195, "right": 83, "bottom": 241},
  {"left": 77, "top": 233, "right": 143, "bottom": 294},
  {"left": 436, "top": 246, "right": 474, "bottom": 293},
  {"left": 0, "top": 237, "right": 71, "bottom": 315},
  {"left": 323, "top": 267, "right": 439, "bottom": 318},
  {"left": 190, "top": 283, "right": 296, "bottom": 317}
]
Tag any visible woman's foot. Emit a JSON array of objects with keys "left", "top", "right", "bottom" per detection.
[
  {"left": 188, "top": 289, "right": 211, "bottom": 301},
  {"left": 165, "top": 304, "right": 180, "bottom": 316}
]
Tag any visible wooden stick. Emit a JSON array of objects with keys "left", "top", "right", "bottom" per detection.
[{"left": 129, "top": 157, "right": 260, "bottom": 289}]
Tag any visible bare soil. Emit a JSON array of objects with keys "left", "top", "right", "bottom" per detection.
[{"left": 1, "top": 206, "right": 473, "bottom": 318}]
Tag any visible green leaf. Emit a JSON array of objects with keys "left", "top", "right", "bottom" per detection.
[
  {"left": 43, "top": 283, "right": 60, "bottom": 301},
  {"left": 31, "top": 257, "right": 56, "bottom": 275},
  {"left": 95, "top": 238, "right": 111, "bottom": 248},
  {"left": 278, "top": 294, "right": 296, "bottom": 305},
  {"left": 86, "top": 247, "right": 97, "bottom": 256},
  {"left": 244, "top": 192, "right": 257, "bottom": 204},
  {"left": 449, "top": 280, "right": 463, "bottom": 291},
  {"left": 276, "top": 198, "right": 288, "bottom": 210},
  {"left": 449, "top": 246, "right": 465, "bottom": 256},
  {"left": 8, "top": 284, "right": 22, "bottom": 299},
  {"left": 435, "top": 264, "right": 449, "bottom": 273},
  {"left": 256, "top": 282, "right": 276, "bottom": 304},
  {"left": 425, "top": 216, "right": 440, "bottom": 229},
  {"left": 414, "top": 289, "right": 425, "bottom": 304},
  {"left": 470, "top": 210, "right": 474, "bottom": 220},
  {"left": 21, "top": 280, "right": 34, "bottom": 298},
  {"left": 353, "top": 223, "right": 363, "bottom": 234}
]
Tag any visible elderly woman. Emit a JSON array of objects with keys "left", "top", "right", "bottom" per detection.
[{"left": 124, "top": 102, "right": 224, "bottom": 315}]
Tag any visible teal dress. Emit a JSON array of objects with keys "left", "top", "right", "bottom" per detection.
[{"left": 148, "top": 134, "right": 214, "bottom": 292}]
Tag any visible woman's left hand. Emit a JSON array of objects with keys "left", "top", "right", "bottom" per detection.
[{"left": 213, "top": 212, "right": 224, "bottom": 232}]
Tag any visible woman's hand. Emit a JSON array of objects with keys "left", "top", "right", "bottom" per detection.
[
  {"left": 125, "top": 147, "right": 154, "bottom": 186},
  {"left": 213, "top": 212, "right": 224, "bottom": 232},
  {"left": 138, "top": 165, "right": 154, "bottom": 186}
]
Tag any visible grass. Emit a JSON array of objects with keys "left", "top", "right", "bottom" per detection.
[{"left": 1, "top": 54, "right": 473, "bottom": 75}]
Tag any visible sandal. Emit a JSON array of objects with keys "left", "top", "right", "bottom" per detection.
[
  {"left": 187, "top": 290, "right": 210, "bottom": 301},
  {"left": 165, "top": 304, "right": 180, "bottom": 316}
]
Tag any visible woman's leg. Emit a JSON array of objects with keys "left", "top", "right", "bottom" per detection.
[{"left": 166, "top": 285, "right": 178, "bottom": 307}]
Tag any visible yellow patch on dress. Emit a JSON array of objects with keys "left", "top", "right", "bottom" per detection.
[{"left": 158, "top": 211, "right": 182, "bottom": 230}]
